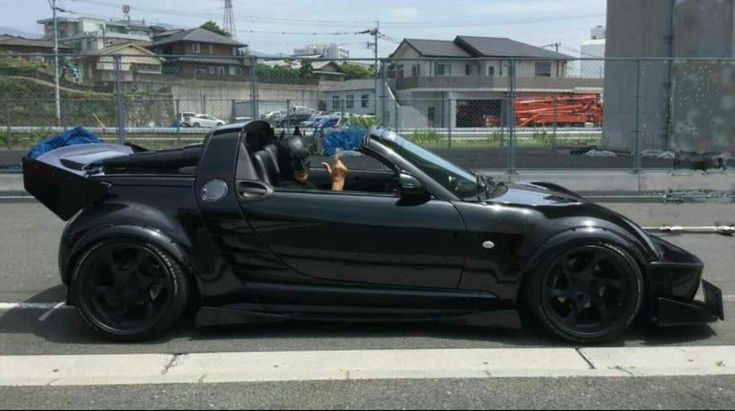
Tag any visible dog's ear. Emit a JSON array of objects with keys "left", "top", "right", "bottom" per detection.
[{"left": 293, "top": 127, "right": 303, "bottom": 137}]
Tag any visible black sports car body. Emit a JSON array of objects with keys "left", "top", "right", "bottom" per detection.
[{"left": 23, "top": 121, "right": 724, "bottom": 343}]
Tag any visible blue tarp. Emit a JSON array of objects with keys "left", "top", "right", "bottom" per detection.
[
  {"left": 27, "top": 127, "right": 102, "bottom": 159},
  {"left": 321, "top": 127, "right": 365, "bottom": 156}
]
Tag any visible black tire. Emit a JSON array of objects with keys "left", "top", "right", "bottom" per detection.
[
  {"left": 526, "top": 242, "right": 644, "bottom": 344},
  {"left": 71, "top": 240, "right": 190, "bottom": 342}
]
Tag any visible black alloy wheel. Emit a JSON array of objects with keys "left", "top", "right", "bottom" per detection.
[
  {"left": 73, "top": 241, "right": 190, "bottom": 341},
  {"left": 528, "top": 243, "right": 643, "bottom": 343}
]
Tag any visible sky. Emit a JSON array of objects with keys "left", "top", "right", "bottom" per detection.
[{"left": 0, "top": 0, "right": 607, "bottom": 59}]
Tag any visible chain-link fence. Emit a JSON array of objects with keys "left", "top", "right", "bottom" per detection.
[{"left": 1, "top": 52, "right": 734, "bottom": 174}]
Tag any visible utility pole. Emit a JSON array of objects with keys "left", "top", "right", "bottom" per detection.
[
  {"left": 49, "top": 0, "right": 61, "bottom": 126},
  {"left": 360, "top": 23, "right": 380, "bottom": 117}
]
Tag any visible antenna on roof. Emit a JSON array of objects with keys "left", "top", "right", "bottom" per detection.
[{"left": 223, "top": 0, "right": 237, "bottom": 39}]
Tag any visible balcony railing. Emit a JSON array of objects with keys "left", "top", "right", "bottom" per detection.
[{"left": 395, "top": 75, "right": 603, "bottom": 91}]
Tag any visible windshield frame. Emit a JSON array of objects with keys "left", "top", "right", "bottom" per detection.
[{"left": 366, "top": 128, "right": 485, "bottom": 200}]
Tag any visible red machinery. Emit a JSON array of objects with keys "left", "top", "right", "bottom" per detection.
[{"left": 484, "top": 94, "right": 603, "bottom": 127}]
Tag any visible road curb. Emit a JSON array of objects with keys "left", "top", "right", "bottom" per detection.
[{"left": 0, "top": 346, "right": 733, "bottom": 386}]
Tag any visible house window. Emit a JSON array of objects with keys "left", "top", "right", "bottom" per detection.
[
  {"left": 229, "top": 65, "right": 241, "bottom": 76},
  {"left": 465, "top": 65, "right": 471, "bottom": 75},
  {"left": 232, "top": 46, "right": 238, "bottom": 56},
  {"left": 411, "top": 64, "right": 420, "bottom": 77},
  {"left": 435, "top": 63, "right": 450, "bottom": 77},
  {"left": 346, "top": 95, "right": 355, "bottom": 109},
  {"left": 535, "top": 61, "right": 552, "bottom": 77},
  {"left": 208, "top": 44, "right": 214, "bottom": 55},
  {"left": 488, "top": 66, "right": 495, "bottom": 76},
  {"left": 361, "top": 94, "right": 369, "bottom": 108},
  {"left": 193, "top": 43, "right": 201, "bottom": 54},
  {"left": 332, "top": 96, "right": 340, "bottom": 110}
]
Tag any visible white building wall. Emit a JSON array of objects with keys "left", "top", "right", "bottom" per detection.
[{"left": 580, "top": 39, "right": 606, "bottom": 78}]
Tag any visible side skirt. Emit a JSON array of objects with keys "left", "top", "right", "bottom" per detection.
[{"left": 194, "top": 306, "right": 522, "bottom": 330}]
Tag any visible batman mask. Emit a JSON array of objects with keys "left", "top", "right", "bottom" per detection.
[{"left": 277, "top": 136, "right": 311, "bottom": 182}]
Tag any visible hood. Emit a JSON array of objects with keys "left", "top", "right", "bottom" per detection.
[{"left": 489, "top": 181, "right": 584, "bottom": 207}]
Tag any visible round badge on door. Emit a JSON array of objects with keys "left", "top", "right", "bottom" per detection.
[{"left": 201, "top": 179, "right": 228, "bottom": 203}]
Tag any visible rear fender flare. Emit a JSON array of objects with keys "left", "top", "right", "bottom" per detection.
[{"left": 65, "top": 225, "right": 196, "bottom": 301}]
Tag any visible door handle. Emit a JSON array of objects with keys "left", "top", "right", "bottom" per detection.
[{"left": 237, "top": 181, "right": 272, "bottom": 199}]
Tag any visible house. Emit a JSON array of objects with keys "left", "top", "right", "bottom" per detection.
[
  {"left": 388, "top": 36, "right": 601, "bottom": 128},
  {"left": 259, "top": 59, "right": 347, "bottom": 82},
  {"left": 36, "top": 16, "right": 165, "bottom": 52},
  {"left": 0, "top": 34, "right": 72, "bottom": 59},
  {"left": 77, "top": 42, "right": 162, "bottom": 83},
  {"left": 322, "top": 79, "right": 376, "bottom": 114},
  {"left": 149, "top": 28, "right": 248, "bottom": 81}
]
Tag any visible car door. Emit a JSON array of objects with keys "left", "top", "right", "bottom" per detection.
[{"left": 237, "top": 176, "right": 468, "bottom": 289}]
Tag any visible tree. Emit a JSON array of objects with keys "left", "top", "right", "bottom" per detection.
[
  {"left": 200, "top": 21, "right": 231, "bottom": 38},
  {"left": 298, "top": 60, "right": 315, "bottom": 78},
  {"left": 338, "top": 62, "right": 374, "bottom": 79}
]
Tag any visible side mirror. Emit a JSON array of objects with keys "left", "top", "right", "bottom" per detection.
[{"left": 397, "top": 172, "right": 427, "bottom": 199}]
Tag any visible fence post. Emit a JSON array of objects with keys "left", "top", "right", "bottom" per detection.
[
  {"left": 381, "top": 60, "right": 388, "bottom": 126},
  {"left": 202, "top": 95, "right": 207, "bottom": 115},
  {"left": 394, "top": 99, "right": 399, "bottom": 132},
  {"left": 447, "top": 98, "right": 453, "bottom": 148},
  {"left": 507, "top": 59, "right": 517, "bottom": 174},
  {"left": 633, "top": 58, "right": 642, "bottom": 174},
  {"left": 552, "top": 96, "right": 558, "bottom": 150},
  {"left": 5, "top": 102, "right": 11, "bottom": 149},
  {"left": 113, "top": 54, "right": 126, "bottom": 145},
  {"left": 286, "top": 99, "right": 291, "bottom": 134},
  {"left": 249, "top": 57, "right": 259, "bottom": 119},
  {"left": 175, "top": 99, "right": 181, "bottom": 145}
]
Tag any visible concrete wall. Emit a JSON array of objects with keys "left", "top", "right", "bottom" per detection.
[
  {"left": 121, "top": 78, "right": 321, "bottom": 125},
  {"left": 603, "top": 0, "right": 735, "bottom": 152},
  {"left": 602, "top": 0, "right": 674, "bottom": 151}
]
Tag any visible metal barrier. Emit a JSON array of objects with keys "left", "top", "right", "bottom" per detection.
[{"left": 0, "top": 52, "right": 733, "bottom": 174}]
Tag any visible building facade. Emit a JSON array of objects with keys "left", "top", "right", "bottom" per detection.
[
  {"left": 36, "top": 16, "right": 163, "bottom": 52},
  {"left": 293, "top": 43, "right": 349, "bottom": 59},
  {"left": 149, "top": 28, "right": 248, "bottom": 81},
  {"left": 322, "top": 79, "right": 376, "bottom": 115},
  {"left": 78, "top": 42, "right": 162, "bottom": 83},
  {"left": 580, "top": 26, "right": 605, "bottom": 78},
  {"left": 388, "top": 36, "right": 599, "bottom": 128}
]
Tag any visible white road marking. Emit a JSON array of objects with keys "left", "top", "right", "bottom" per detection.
[
  {"left": 0, "top": 346, "right": 733, "bottom": 387},
  {"left": 37, "top": 302, "right": 67, "bottom": 322},
  {"left": 0, "top": 302, "right": 69, "bottom": 311}
]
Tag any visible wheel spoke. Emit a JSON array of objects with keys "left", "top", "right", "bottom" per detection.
[
  {"left": 582, "top": 252, "right": 603, "bottom": 279},
  {"left": 144, "top": 299, "right": 156, "bottom": 317},
  {"left": 110, "top": 304, "right": 129, "bottom": 323},
  {"left": 599, "top": 278, "right": 623, "bottom": 290},
  {"left": 548, "top": 288, "right": 570, "bottom": 300},
  {"left": 91, "top": 285, "right": 110, "bottom": 297}
]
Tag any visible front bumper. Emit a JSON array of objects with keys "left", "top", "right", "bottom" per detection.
[
  {"left": 648, "top": 236, "right": 725, "bottom": 326},
  {"left": 658, "top": 280, "right": 724, "bottom": 326}
]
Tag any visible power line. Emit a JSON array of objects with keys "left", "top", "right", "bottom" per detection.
[{"left": 66, "top": 0, "right": 602, "bottom": 29}]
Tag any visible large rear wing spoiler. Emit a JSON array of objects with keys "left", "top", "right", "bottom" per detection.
[{"left": 22, "top": 144, "right": 132, "bottom": 220}]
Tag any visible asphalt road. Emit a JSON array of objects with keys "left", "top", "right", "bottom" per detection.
[{"left": 1, "top": 201, "right": 734, "bottom": 408}]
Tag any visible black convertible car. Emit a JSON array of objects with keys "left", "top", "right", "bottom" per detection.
[{"left": 23, "top": 122, "right": 723, "bottom": 343}]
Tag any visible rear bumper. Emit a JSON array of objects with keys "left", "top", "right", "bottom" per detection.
[{"left": 657, "top": 280, "right": 724, "bottom": 326}]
